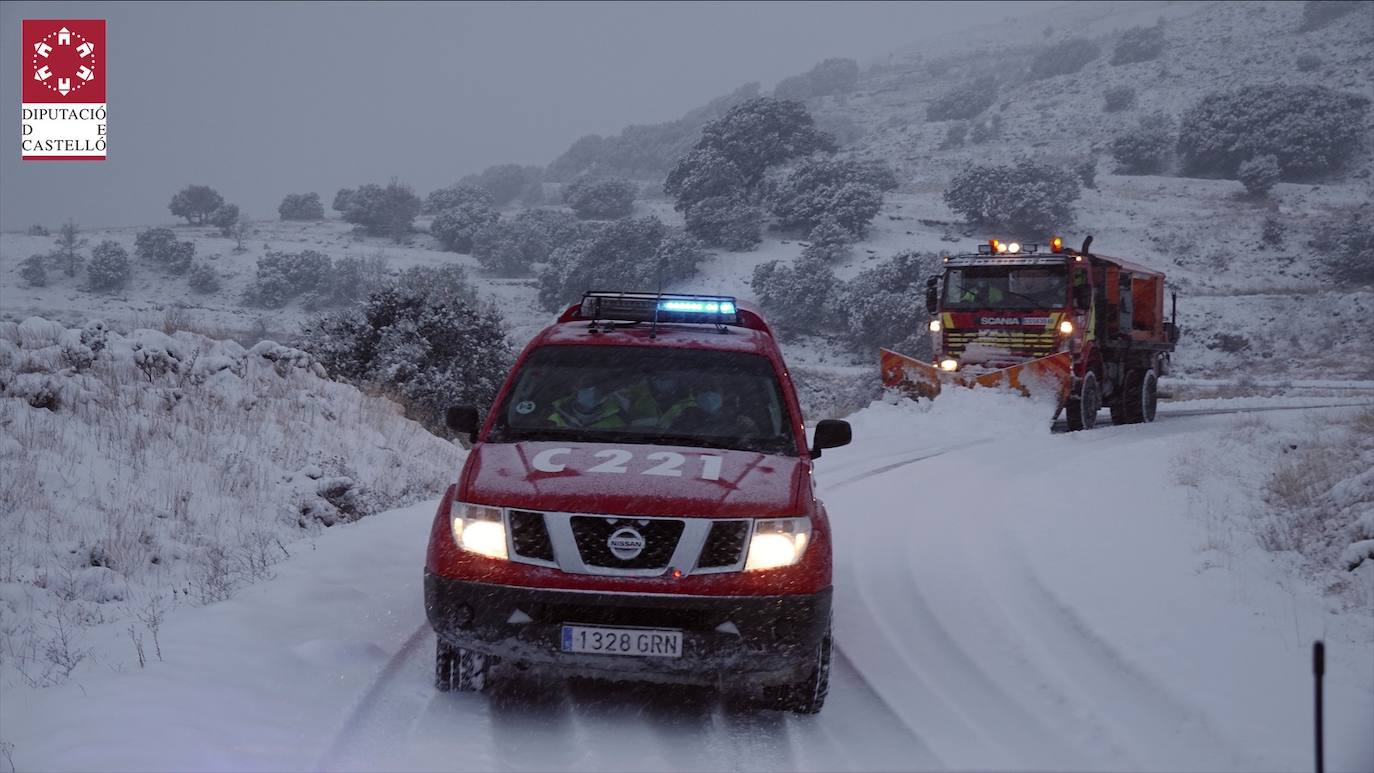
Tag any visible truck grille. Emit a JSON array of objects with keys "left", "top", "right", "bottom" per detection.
[
  {"left": 697, "top": 520, "right": 749, "bottom": 568},
  {"left": 509, "top": 510, "right": 555, "bottom": 562},
  {"left": 946, "top": 330, "right": 1056, "bottom": 359},
  {"left": 570, "top": 516, "right": 684, "bottom": 569}
]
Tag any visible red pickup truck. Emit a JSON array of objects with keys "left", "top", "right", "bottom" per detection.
[{"left": 425, "top": 291, "right": 852, "bottom": 712}]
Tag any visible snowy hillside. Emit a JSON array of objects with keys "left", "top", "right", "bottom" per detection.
[{"left": 0, "top": 317, "right": 461, "bottom": 688}]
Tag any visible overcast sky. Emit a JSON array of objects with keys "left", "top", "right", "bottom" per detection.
[{"left": 2, "top": 1, "right": 1063, "bottom": 230}]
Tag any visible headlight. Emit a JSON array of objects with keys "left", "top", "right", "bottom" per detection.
[
  {"left": 939, "top": 358, "right": 959, "bottom": 372},
  {"left": 450, "top": 501, "right": 508, "bottom": 560},
  {"left": 928, "top": 319, "right": 942, "bottom": 332},
  {"left": 1058, "top": 319, "right": 1074, "bottom": 335},
  {"left": 745, "top": 517, "right": 811, "bottom": 571}
]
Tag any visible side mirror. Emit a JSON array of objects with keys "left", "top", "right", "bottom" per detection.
[
  {"left": 445, "top": 405, "right": 480, "bottom": 442},
  {"left": 1073, "top": 284, "right": 1092, "bottom": 311},
  {"left": 925, "top": 276, "right": 939, "bottom": 314},
  {"left": 810, "top": 419, "right": 852, "bottom": 459}
]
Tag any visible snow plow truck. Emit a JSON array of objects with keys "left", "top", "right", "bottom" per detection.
[{"left": 881, "top": 236, "right": 1179, "bottom": 430}]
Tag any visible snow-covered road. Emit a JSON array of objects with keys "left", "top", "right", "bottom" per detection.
[{"left": 3, "top": 394, "right": 1372, "bottom": 772}]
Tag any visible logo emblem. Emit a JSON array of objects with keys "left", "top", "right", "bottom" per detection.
[
  {"left": 29, "top": 25, "right": 98, "bottom": 98},
  {"left": 607, "top": 527, "right": 645, "bottom": 560},
  {"left": 21, "top": 19, "right": 107, "bottom": 161}
]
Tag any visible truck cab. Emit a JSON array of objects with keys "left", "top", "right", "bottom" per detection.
[{"left": 425, "top": 292, "right": 852, "bottom": 712}]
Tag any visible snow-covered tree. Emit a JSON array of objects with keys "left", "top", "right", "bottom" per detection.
[
  {"left": 564, "top": 178, "right": 637, "bottom": 220},
  {"left": 279, "top": 192, "right": 324, "bottom": 220},
  {"left": 52, "top": 220, "right": 85, "bottom": 277},
  {"left": 1177, "top": 84, "right": 1369, "bottom": 179},
  {"left": 665, "top": 147, "right": 747, "bottom": 210},
  {"left": 1110, "top": 114, "right": 1173, "bottom": 175},
  {"left": 300, "top": 279, "right": 513, "bottom": 433},
  {"left": 431, "top": 199, "right": 500, "bottom": 254},
  {"left": 424, "top": 184, "right": 492, "bottom": 215},
  {"left": 838, "top": 250, "right": 939, "bottom": 355},
  {"left": 1076, "top": 157, "right": 1098, "bottom": 189},
  {"left": 169, "top": 185, "right": 224, "bottom": 225},
  {"left": 694, "top": 97, "right": 836, "bottom": 191},
  {"left": 332, "top": 188, "right": 356, "bottom": 215},
  {"left": 336, "top": 181, "right": 421, "bottom": 241},
  {"left": 1316, "top": 209, "right": 1374, "bottom": 286},
  {"left": 537, "top": 217, "right": 702, "bottom": 311},
  {"left": 243, "top": 249, "right": 331, "bottom": 308},
  {"left": 135, "top": 228, "right": 174, "bottom": 261},
  {"left": 471, "top": 209, "right": 583, "bottom": 276},
  {"left": 1238, "top": 155, "right": 1280, "bottom": 198},
  {"left": 187, "top": 262, "right": 221, "bottom": 294},
  {"left": 750, "top": 245, "right": 842, "bottom": 335},
  {"left": 461, "top": 164, "right": 542, "bottom": 206},
  {"left": 86, "top": 240, "right": 131, "bottom": 292},
  {"left": 20, "top": 255, "right": 47, "bottom": 287},
  {"left": 210, "top": 203, "right": 240, "bottom": 237},
  {"left": 770, "top": 156, "right": 888, "bottom": 239},
  {"left": 943, "top": 159, "right": 1081, "bottom": 235},
  {"left": 683, "top": 194, "right": 763, "bottom": 251},
  {"left": 136, "top": 227, "right": 195, "bottom": 274}
]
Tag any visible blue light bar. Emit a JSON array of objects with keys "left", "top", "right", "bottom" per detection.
[
  {"left": 658, "top": 299, "right": 736, "bottom": 315},
  {"left": 579, "top": 291, "right": 741, "bottom": 325}
]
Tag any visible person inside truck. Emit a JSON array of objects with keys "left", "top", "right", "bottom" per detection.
[
  {"left": 960, "top": 276, "right": 1005, "bottom": 306},
  {"left": 624, "top": 372, "right": 691, "bottom": 428},
  {"left": 665, "top": 376, "right": 763, "bottom": 439},
  {"left": 547, "top": 373, "right": 634, "bottom": 429}
]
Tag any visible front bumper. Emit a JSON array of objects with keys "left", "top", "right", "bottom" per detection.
[{"left": 424, "top": 572, "right": 831, "bottom": 687}]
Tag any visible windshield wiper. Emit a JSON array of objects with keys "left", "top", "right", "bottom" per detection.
[{"left": 1000, "top": 287, "right": 1055, "bottom": 308}]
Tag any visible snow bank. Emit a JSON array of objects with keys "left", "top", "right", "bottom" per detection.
[{"left": 0, "top": 317, "right": 462, "bottom": 688}]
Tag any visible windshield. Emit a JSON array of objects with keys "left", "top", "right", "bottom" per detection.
[
  {"left": 943, "top": 267, "right": 1068, "bottom": 310},
  {"left": 488, "top": 344, "right": 797, "bottom": 455}
]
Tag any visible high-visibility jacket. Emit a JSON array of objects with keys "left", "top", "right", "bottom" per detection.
[
  {"left": 961, "top": 285, "right": 1004, "bottom": 304},
  {"left": 548, "top": 391, "right": 632, "bottom": 429}
]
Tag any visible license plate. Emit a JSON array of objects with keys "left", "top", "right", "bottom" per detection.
[{"left": 561, "top": 624, "right": 683, "bottom": 658}]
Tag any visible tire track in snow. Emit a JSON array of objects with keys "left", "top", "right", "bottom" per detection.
[
  {"left": 1156, "top": 400, "right": 1373, "bottom": 419},
  {"left": 989, "top": 545, "right": 1256, "bottom": 771},
  {"left": 814, "top": 646, "right": 946, "bottom": 771},
  {"left": 828, "top": 438, "right": 997, "bottom": 491},
  {"left": 313, "top": 623, "right": 432, "bottom": 772},
  {"left": 313, "top": 623, "right": 930, "bottom": 771}
]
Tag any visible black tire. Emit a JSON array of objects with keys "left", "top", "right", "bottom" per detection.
[
  {"left": 435, "top": 639, "right": 491, "bottom": 693},
  {"left": 1114, "top": 369, "right": 1158, "bottom": 425},
  {"left": 1136, "top": 368, "right": 1158, "bottom": 423},
  {"left": 1065, "top": 371, "right": 1101, "bottom": 431},
  {"left": 435, "top": 639, "right": 455, "bottom": 692},
  {"left": 764, "top": 623, "right": 832, "bottom": 714}
]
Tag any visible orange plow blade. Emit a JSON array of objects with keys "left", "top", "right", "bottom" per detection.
[{"left": 880, "top": 348, "right": 1073, "bottom": 401}]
